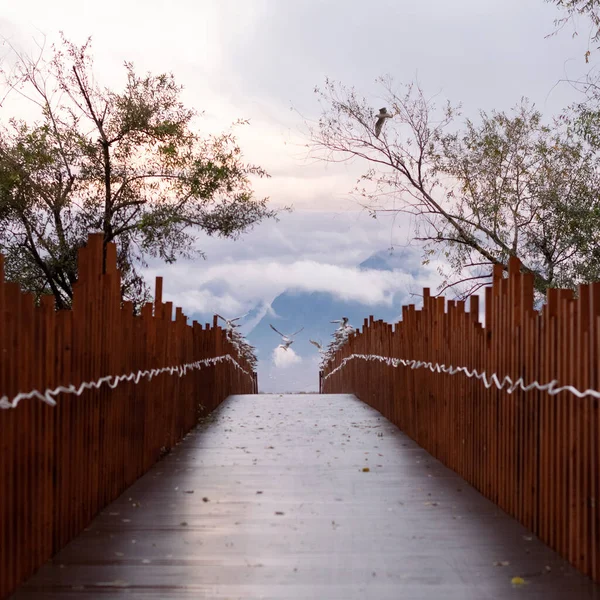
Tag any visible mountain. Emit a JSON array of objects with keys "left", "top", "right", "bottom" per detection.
[
  {"left": 247, "top": 249, "right": 418, "bottom": 393},
  {"left": 358, "top": 247, "right": 424, "bottom": 276}
]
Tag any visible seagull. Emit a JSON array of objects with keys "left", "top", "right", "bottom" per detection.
[
  {"left": 216, "top": 313, "right": 258, "bottom": 369},
  {"left": 374, "top": 107, "right": 393, "bottom": 138},
  {"left": 216, "top": 313, "right": 248, "bottom": 333},
  {"left": 270, "top": 324, "right": 304, "bottom": 351},
  {"left": 309, "top": 339, "right": 322, "bottom": 351},
  {"left": 331, "top": 317, "right": 349, "bottom": 327},
  {"left": 330, "top": 317, "right": 355, "bottom": 345}
]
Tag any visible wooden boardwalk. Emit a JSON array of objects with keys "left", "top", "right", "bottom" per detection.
[{"left": 10, "top": 394, "right": 600, "bottom": 599}]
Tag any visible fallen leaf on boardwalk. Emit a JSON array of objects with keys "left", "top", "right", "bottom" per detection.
[
  {"left": 256, "top": 491, "right": 263, "bottom": 494},
  {"left": 493, "top": 561, "right": 510, "bottom": 567},
  {"left": 362, "top": 467, "right": 370, "bottom": 472},
  {"left": 511, "top": 576, "right": 526, "bottom": 586},
  {"left": 184, "top": 490, "right": 194, "bottom": 494},
  {"left": 202, "top": 497, "right": 209, "bottom": 502},
  {"left": 114, "top": 552, "right": 124, "bottom": 557},
  {"left": 180, "top": 521, "right": 188, "bottom": 526},
  {"left": 275, "top": 511, "right": 285, "bottom": 515}
]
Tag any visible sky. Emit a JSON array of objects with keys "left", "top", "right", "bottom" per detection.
[{"left": 0, "top": 0, "right": 594, "bottom": 388}]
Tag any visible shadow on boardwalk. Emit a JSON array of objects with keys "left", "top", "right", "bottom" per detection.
[{"left": 10, "top": 394, "right": 600, "bottom": 599}]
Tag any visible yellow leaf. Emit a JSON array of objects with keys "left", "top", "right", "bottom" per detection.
[
  {"left": 362, "top": 467, "right": 370, "bottom": 472},
  {"left": 511, "top": 576, "right": 526, "bottom": 586}
]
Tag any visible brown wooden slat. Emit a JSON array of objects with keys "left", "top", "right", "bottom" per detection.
[
  {"left": 0, "top": 235, "right": 256, "bottom": 600},
  {"left": 323, "top": 256, "right": 600, "bottom": 585}
]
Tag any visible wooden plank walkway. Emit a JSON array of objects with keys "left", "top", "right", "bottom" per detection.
[{"left": 10, "top": 394, "right": 600, "bottom": 599}]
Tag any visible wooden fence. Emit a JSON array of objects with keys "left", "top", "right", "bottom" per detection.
[
  {"left": 0, "top": 233, "right": 257, "bottom": 599},
  {"left": 322, "top": 257, "right": 600, "bottom": 583}
]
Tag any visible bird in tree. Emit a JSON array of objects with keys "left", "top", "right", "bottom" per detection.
[
  {"left": 269, "top": 324, "right": 304, "bottom": 351},
  {"left": 374, "top": 107, "right": 393, "bottom": 138}
]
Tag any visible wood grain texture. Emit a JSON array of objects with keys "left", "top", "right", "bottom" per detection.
[{"left": 10, "top": 394, "right": 600, "bottom": 599}]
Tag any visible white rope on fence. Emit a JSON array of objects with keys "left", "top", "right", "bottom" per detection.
[
  {"left": 322, "top": 353, "right": 600, "bottom": 400},
  {"left": 0, "top": 354, "right": 252, "bottom": 410}
]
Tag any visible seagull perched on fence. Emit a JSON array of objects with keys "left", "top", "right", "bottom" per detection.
[
  {"left": 270, "top": 324, "right": 304, "bottom": 351},
  {"left": 374, "top": 107, "right": 393, "bottom": 138}
]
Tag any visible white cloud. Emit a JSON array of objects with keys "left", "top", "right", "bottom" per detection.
[
  {"left": 2, "top": 0, "right": 591, "bottom": 220},
  {"left": 152, "top": 259, "right": 422, "bottom": 317},
  {"left": 166, "top": 289, "right": 246, "bottom": 323},
  {"left": 142, "top": 210, "right": 430, "bottom": 318},
  {"left": 272, "top": 346, "right": 302, "bottom": 368}
]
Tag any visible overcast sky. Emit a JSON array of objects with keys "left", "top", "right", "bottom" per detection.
[
  {"left": 0, "top": 1, "right": 592, "bottom": 212},
  {"left": 0, "top": 1, "right": 594, "bottom": 381}
]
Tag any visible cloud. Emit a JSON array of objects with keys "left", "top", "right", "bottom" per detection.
[
  {"left": 142, "top": 210, "right": 430, "bottom": 318},
  {"left": 272, "top": 346, "right": 302, "bottom": 368},
  {"left": 152, "top": 258, "right": 424, "bottom": 318}
]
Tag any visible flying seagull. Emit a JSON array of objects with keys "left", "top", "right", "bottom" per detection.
[
  {"left": 331, "top": 317, "right": 355, "bottom": 342},
  {"left": 331, "top": 317, "right": 349, "bottom": 327},
  {"left": 374, "top": 107, "right": 393, "bottom": 138},
  {"left": 309, "top": 339, "right": 323, "bottom": 351},
  {"left": 270, "top": 324, "right": 304, "bottom": 351},
  {"left": 216, "top": 313, "right": 248, "bottom": 331}
]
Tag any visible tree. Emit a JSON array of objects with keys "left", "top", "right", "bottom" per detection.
[
  {"left": 308, "top": 78, "right": 600, "bottom": 297},
  {"left": 545, "top": 2, "right": 600, "bottom": 155},
  {"left": 547, "top": 0, "right": 600, "bottom": 52},
  {"left": 0, "top": 36, "right": 277, "bottom": 309}
]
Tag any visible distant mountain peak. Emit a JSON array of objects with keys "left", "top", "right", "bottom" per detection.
[{"left": 358, "top": 248, "right": 403, "bottom": 272}]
